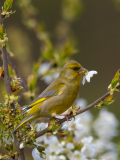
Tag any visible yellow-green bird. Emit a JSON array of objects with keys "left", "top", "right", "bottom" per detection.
[{"left": 13, "top": 60, "right": 87, "bottom": 132}]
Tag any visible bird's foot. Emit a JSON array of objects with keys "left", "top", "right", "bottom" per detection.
[{"left": 56, "top": 113, "right": 72, "bottom": 121}]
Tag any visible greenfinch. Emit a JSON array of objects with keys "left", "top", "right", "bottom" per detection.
[{"left": 13, "top": 60, "right": 87, "bottom": 132}]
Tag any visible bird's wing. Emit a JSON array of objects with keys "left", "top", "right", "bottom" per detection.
[
  {"left": 13, "top": 83, "right": 67, "bottom": 132},
  {"left": 24, "top": 83, "right": 67, "bottom": 111}
]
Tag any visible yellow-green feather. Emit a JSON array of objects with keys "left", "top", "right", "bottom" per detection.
[{"left": 29, "top": 97, "right": 47, "bottom": 108}]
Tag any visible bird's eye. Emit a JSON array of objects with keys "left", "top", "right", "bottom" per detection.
[{"left": 73, "top": 67, "right": 79, "bottom": 71}]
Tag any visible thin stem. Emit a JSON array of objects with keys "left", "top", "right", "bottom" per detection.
[{"left": 2, "top": 47, "right": 11, "bottom": 94}]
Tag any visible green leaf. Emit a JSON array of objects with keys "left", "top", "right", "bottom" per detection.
[
  {"left": 27, "top": 75, "right": 37, "bottom": 92},
  {"left": 0, "top": 24, "right": 4, "bottom": 38},
  {"left": 4, "top": 0, "right": 13, "bottom": 12},
  {"left": 48, "top": 117, "right": 60, "bottom": 132},
  {"left": 95, "top": 101, "right": 103, "bottom": 109},
  {"left": 0, "top": 27, "right": 8, "bottom": 47},
  {"left": 33, "top": 58, "right": 42, "bottom": 74},
  {"left": 111, "top": 69, "right": 120, "bottom": 88},
  {"left": 105, "top": 95, "right": 113, "bottom": 102},
  {"left": 102, "top": 99, "right": 115, "bottom": 106},
  {"left": 3, "top": 92, "right": 19, "bottom": 105},
  {"left": 8, "top": 65, "right": 16, "bottom": 77},
  {"left": 42, "top": 41, "right": 54, "bottom": 60}
]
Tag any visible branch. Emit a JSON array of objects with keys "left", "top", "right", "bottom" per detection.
[
  {"left": 0, "top": 5, "right": 14, "bottom": 110},
  {"left": 0, "top": 4, "right": 25, "bottom": 160},
  {"left": 0, "top": 8, "right": 12, "bottom": 99},
  {"left": 1, "top": 47, "right": 12, "bottom": 94},
  {"left": 35, "top": 84, "right": 120, "bottom": 139}
]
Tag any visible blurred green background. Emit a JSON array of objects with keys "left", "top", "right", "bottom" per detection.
[{"left": 0, "top": 0, "right": 120, "bottom": 159}]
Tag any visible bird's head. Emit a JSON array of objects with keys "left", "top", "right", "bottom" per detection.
[{"left": 60, "top": 60, "right": 88, "bottom": 81}]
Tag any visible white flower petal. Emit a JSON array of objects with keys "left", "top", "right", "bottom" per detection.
[
  {"left": 86, "top": 75, "right": 90, "bottom": 82},
  {"left": 88, "top": 71, "right": 97, "bottom": 77},
  {"left": 61, "top": 125, "right": 67, "bottom": 132},
  {"left": 81, "top": 136, "right": 93, "bottom": 144},
  {"left": 19, "top": 142, "right": 24, "bottom": 149},
  {"left": 93, "top": 109, "right": 118, "bottom": 140},
  {"left": 94, "top": 139, "right": 117, "bottom": 155},
  {"left": 3, "top": 135, "right": 14, "bottom": 144},
  {"left": 38, "top": 63, "right": 51, "bottom": 74},
  {"left": 66, "top": 142, "right": 75, "bottom": 149},
  {"left": 76, "top": 98, "right": 87, "bottom": 108},
  {"left": 35, "top": 136, "right": 45, "bottom": 144},
  {"left": 82, "top": 76, "right": 86, "bottom": 85},
  {"left": 81, "top": 143, "right": 96, "bottom": 157},
  {"left": 58, "top": 155, "right": 66, "bottom": 160},
  {"left": 99, "top": 151, "right": 118, "bottom": 160},
  {"left": 32, "top": 148, "right": 44, "bottom": 160},
  {"left": 35, "top": 123, "right": 46, "bottom": 132},
  {"left": 82, "top": 70, "right": 97, "bottom": 85},
  {"left": 61, "top": 141, "right": 66, "bottom": 147},
  {"left": 43, "top": 73, "right": 59, "bottom": 85},
  {"left": 71, "top": 150, "right": 86, "bottom": 160}
]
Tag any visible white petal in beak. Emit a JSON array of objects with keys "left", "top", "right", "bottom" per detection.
[{"left": 82, "top": 70, "right": 98, "bottom": 85}]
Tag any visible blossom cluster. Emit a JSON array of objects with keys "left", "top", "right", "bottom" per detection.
[{"left": 32, "top": 98, "right": 119, "bottom": 160}]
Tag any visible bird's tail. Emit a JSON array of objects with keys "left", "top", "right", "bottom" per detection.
[{"left": 12, "top": 114, "right": 35, "bottom": 133}]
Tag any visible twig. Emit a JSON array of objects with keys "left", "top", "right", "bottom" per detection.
[
  {"left": 35, "top": 84, "right": 120, "bottom": 138},
  {"left": 0, "top": 4, "right": 25, "bottom": 160},
  {"left": 1, "top": 47, "right": 13, "bottom": 96},
  {"left": 13, "top": 134, "right": 25, "bottom": 160},
  {"left": 7, "top": 53, "right": 29, "bottom": 92},
  {"left": 0, "top": 5, "right": 14, "bottom": 110}
]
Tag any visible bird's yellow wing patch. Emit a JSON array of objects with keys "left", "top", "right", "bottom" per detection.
[
  {"left": 25, "top": 83, "right": 67, "bottom": 111},
  {"left": 29, "top": 97, "right": 47, "bottom": 108},
  {"left": 27, "top": 103, "right": 40, "bottom": 115}
]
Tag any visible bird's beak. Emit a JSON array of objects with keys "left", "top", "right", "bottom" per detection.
[{"left": 79, "top": 67, "right": 88, "bottom": 75}]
